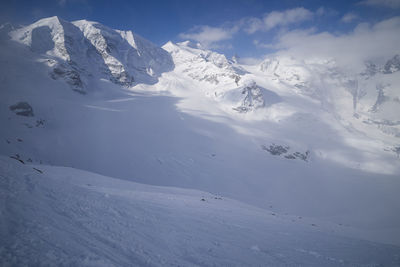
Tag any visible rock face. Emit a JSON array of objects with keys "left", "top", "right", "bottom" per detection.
[
  {"left": 229, "top": 80, "right": 265, "bottom": 113},
  {"left": 9, "top": 102, "right": 34, "bottom": 117},
  {"left": 383, "top": 55, "right": 400, "bottom": 74},
  {"left": 9, "top": 16, "right": 174, "bottom": 91}
]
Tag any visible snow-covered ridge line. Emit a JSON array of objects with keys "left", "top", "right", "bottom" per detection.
[{"left": 8, "top": 16, "right": 174, "bottom": 91}]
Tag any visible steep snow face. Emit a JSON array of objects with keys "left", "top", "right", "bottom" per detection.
[
  {"left": 10, "top": 16, "right": 70, "bottom": 60},
  {"left": 258, "top": 55, "right": 400, "bottom": 141},
  {"left": 73, "top": 20, "right": 174, "bottom": 85},
  {"left": 9, "top": 17, "right": 174, "bottom": 91},
  {"left": 163, "top": 41, "right": 241, "bottom": 85}
]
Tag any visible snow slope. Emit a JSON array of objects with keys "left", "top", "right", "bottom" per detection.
[
  {"left": 1, "top": 156, "right": 400, "bottom": 267},
  {"left": 1, "top": 16, "right": 400, "bottom": 265}
]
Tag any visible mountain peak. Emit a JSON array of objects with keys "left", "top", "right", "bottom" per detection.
[{"left": 7, "top": 16, "right": 174, "bottom": 90}]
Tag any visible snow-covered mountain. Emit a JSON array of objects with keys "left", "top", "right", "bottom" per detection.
[
  {"left": 257, "top": 54, "right": 400, "bottom": 141},
  {"left": 1, "top": 17, "right": 400, "bottom": 266},
  {"left": 9, "top": 16, "right": 173, "bottom": 92},
  {"left": 160, "top": 41, "right": 268, "bottom": 113}
]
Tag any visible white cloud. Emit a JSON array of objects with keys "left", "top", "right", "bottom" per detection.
[
  {"left": 264, "top": 16, "right": 400, "bottom": 71},
  {"left": 179, "top": 25, "right": 237, "bottom": 48},
  {"left": 316, "top": 7, "right": 325, "bottom": 16},
  {"left": 358, "top": 0, "right": 400, "bottom": 8},
  {"left": 179, "top": 7, "right": 314, "bottom": 47},
  {"left": 244, "top": 17, "right": 263, "bottom": 34},
  {"left": 253, "top": 39, "right": 275, "bottom": 49},
  {"left": 315, "top": 7, "right": 338, "bottom": 17},
  {"left": 341, "top": 13, "right": 359, "bottom": 23},
  {"left": 245, "top": 7, "right": 314, "bottom": 33}
]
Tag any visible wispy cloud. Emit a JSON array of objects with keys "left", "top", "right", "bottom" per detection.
[
  {"left": 179, "top": 7, "right": 314, "bottom": 47},
  {"left": 262, "top": 16, "right": 400, "bottom": 70},
  {"left": 244, "top": 7, "right": 314, "bottom": 33},
  {"left": 178, "top": 25, "right": 237, "bottom": 49},
  {"left": 358, "top": 0, "right": 400, "bottom": 8},
  {"left": 58, "top": 0, "right": 67, "bottom": 6},
  {"left": 341, "top": 12, "right": 359, "bottom": 23}
]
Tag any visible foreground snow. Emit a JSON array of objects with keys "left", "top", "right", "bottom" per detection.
[{"left": 1, "top": 156, "right": 400, "bottom": 266}]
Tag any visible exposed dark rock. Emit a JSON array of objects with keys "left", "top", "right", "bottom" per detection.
[
  {"left": 10, "top": 154, "right": 24, "bottom": 164},
  {"left": 262, "top": 143, "right": 310, "bottom": 162},
  {"left": 9, "top": 102, "right": 34, "bottom": 117},
  {"left": 261, "top": 144, "right": 289, "bottom": 156},
  {"left": 393, "top": 146, "right": 400, "bottom": 158},
  {"left": 51, "top": 65, "right": 86, "bottom": 94},
  {"left": 293, "top": 151, "right": 310, "bottom": 161},
  {"left": 284, "top": 154, "right": 296, "bottom": 160},
  {"left": 233, "top": 82, "right": 264, "bottom": 113},
  {"left": 383, "top": 55, "right": 400, "bottom": 74},
  {"left": 33, "top": 167, "right": 43, "bottom": 174}
]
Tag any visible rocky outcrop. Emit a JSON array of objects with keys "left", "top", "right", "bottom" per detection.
[{"left": 9, "top": 102, "right": 34, "bottom": 117}]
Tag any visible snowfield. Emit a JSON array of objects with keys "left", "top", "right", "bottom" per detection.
[
  {"left": 1, "top": 16, "right": 400, "bottom": 266},
  {"left": 1, "top": 156, "right": 400, "bottom": 266}
]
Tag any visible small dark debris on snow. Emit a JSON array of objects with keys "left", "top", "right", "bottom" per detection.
[
  {"left": 36, "top": 119, "right": 45, "bottom": 127},
  {"left": 284, "top": 154, "right": 296, "bottom": 160},
  {"left": 6, "top": 139, "right": 10, "bottom": 144},
  {"left": 311, "top": 224, "right": 317, "bottom": 227},
  {"left": 10, "top": 154, "right": 25, "bottom": 164},
  {"left": 33, "top": 167, "right": 43, "bottom": 174},
  {"left": 201, "top": 198, "right": 206, "bottom": 201},
  {"left": 9, "top": 101, "right": 34, "bottom": 117},
  {"left": 17, "top": 138, "right": 23, "bottom": 142},
  {"left": 271, "top": 213, "right": 276, "bottom": 216}
]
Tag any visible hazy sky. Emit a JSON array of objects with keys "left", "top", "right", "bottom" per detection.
[{"left": 1, "top": 0, "right": 399, "bottom": 59}]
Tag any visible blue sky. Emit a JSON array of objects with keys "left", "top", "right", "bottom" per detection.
[{"left": 1, "top": 0, "right": 399, "bottom": 59}]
